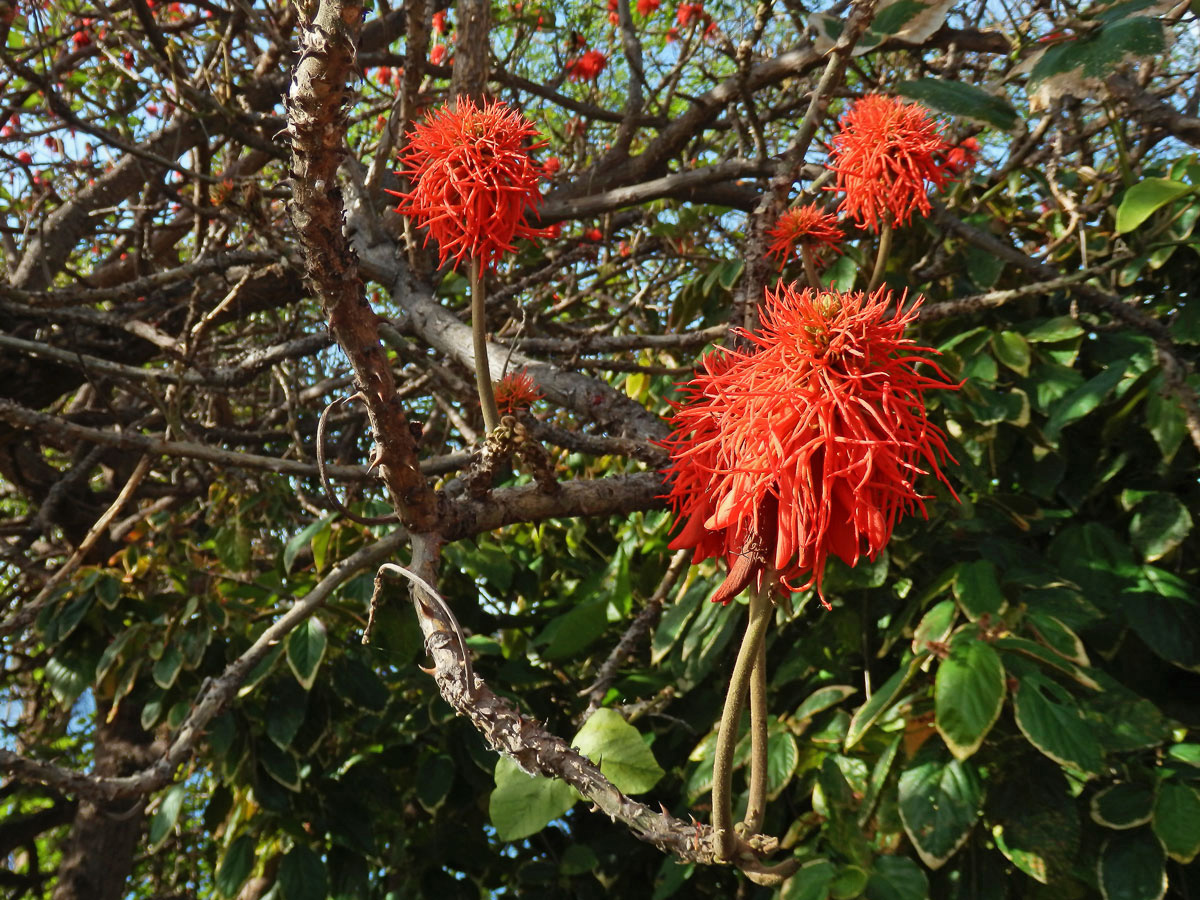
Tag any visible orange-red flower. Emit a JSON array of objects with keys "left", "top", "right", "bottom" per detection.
[
  {"left": 677, "top": 2, "right": 705, "bottom": 26},
  {"left": 661, "top": 282, "right": 957, "bottom": 604},
  {"left": 637, "top": 0, "right": 660, "bottom": 15},
  {"left": 829, "top": 95, "right": 954, "bottom": 231},
  {"left": 940, "top": 136, "right": 980, "bottom": 177},
  {"left": 566, "top": 50, "right": 607, "bottom": 83},
  {"left": 430, "top": 43, "right": 447, "bottom": 65},
  {"left": 494, "top": 368, "right": 544, "bottom": 414},
  {"left": 392, "top": 97, "right": 551, "bottom": 270},
  {"left": 766, "top": 204, "right": 844, "bottom": 268}
]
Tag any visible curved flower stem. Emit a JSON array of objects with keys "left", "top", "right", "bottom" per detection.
[
  {"left": 711, "top": 579, "right": 772, "bottom": 861},
  {"left": 470, "top": 257, "right": 501, "bottom": 433},
  {"left": 867, "top": 220, "right": 892, "bottom": 293},
  {"left": 801, "top": 245, "right": 822, "bottom": 293},
  {"left": 742, "top": 614, "right": 769, "bottom": 835}
]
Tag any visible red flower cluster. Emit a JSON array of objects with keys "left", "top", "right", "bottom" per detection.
[
  {"left": 430, "top": 43, "right": 448, "bottom": 65},
  {"left": 676, "top": 2, "right": 700, "bottom": 25},
  {"left": 608, "top": 0, "right": 619, "bottom": 24},
  {"left": 494, "top": 369, "right": 544, "bottom": 413},
  {"left": 637, "top": 0, "right": 661, "bottom": 15},
  {"left": 661, "top": 282, "right": 957, "bottom": 603},
  {"left": 432, "top": 9, "right": 449, "bottom": 34},
  {"left": 765, "top": 204, "right": 844, "bottom": 268},
  {"left": 830, "top": 95, "right": 956, "bottom": 231},
  {"left": 566, "top": 50, "right": 607, "bottom": 83},
  {"left": 543, "top": 155, "right": 561, "bottom": 175},
  {"left": 941, "top": 136, "right": 980, "bottom": 176},
  {"left": 392, "top": 97, "right": 550, "bottom": 270}
]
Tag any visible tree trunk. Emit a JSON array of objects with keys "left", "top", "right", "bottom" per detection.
[{"left": 50, "top": 702, "right": 156, "bottom": 900}]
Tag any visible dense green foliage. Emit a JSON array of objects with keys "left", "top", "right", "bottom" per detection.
[{"left": 2, "top": 0, "right": 1199, "bottom": 898}]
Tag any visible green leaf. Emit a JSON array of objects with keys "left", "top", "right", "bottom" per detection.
[
  {"left": 1012, "top": 673, "right": 1103, "bottom": 775},
  {"left": 1024, "top": 316, "right": 1085, "bottom": 342},
  {"left": 1029, "top": 17, "right": 1165, "bottom": 87},
  {"left": 537, "top": 599, "right": 610, "bottom": 661},
  {"left": 258, "top": 741, "right": 302, "bottom": 791},
  {"left": 998, "top": 635, "right": 1101, "bottom": 688},
  {"left": 1044, "top": 362, "right": 1129, "bottom": 441},
  {"left": 651, "top": 855, "right": 695, "bottom": 900},
  {"left": 821, "top": 253, "right": 857, "bottom": 291},
  {"left": 845, "top": 655, "right": 923, "bottom": 750},
  {"left": 560, "top": 843, "right": 598, "bottom": 876},
  {"left": 793, "top": 684, "right": 857, "bottom": 724},
  {"left": 286, "top": 617, "right": 328, "bottom": 690},
  {"left": 991, "top": 758, "right": 1080, "bottom": 883},
  {"left": 45, "top": 650, "right": 92, "bottom": 708},
  {"left": 1097, "top": 828, "right": 1167, "bottom": 900},
  {"left": 830, "top": 865, "right": 870, "bottom": 899},
  {"left": 572, "top": 708, "right": 664, "bottom": 794},
  {"left": 1145, "top": 389, "right": 1187, "bottom": 462},
  {"left": 953, "top": 561, "right": 1005, "bottom": 621},
  {"left": 865, "top": 855, "right": 930, "bottom": 900},
  {"left": 148, "top": 783, "right": 187, "bottom": 850},
  {"left": 1116, "top": 178, "right": 1194, "bottom": 233},
  {"left": 265, "top": 679, "right": 307, "bottom": 748},
  {"left": 781, "top": 859, "right": 836, "bottom": 900},
  {"left": 992, "top": 331, "right": 1032, "bottom": 376},
  {"left": 283, "top": 514, "right": 336, "bottom": 575},
  {"left": 237, "top": 642, "right": 283, "bottom": 698},
  {"left": 859, "top": 734, "right": 903, "bottom": 827},
  {"left": 1153, "top": 781, "right": 1200, "bottom": 863},
  {"left": 489, "top": 756, "right": 576, "bottom": 841},
  {"left": 44, "top": 592, "right": 94, "bottom": 643},
  {"left": 1091, "top": 782, "right": 1156, "bottom": 829},
  {"left": 1129, "top": 492, "right": 1193, "bottom": 562},
  {"left": 896, "top": 78, "right": 1019, "bottom": 131},
  {"left": 651, "top": 579, "right": 705, "bottom": 663},
  {"left": 1123, "top": 567, "right": 1200, "bottom": 671},
  {"left": 215, "top": 834, "right": 256, "bottom": 898},
  {"left": 152, "top": 645, "right": 184, "bottom": 689},
  {"left": 935, "top": 639, "right": 1006, "bottom": 760},
  {"left": 1026, "top": 613, "right": 1089, "bottom": 666},
  {"left": 1079, "top": 673, "right": 1172, "bottom": 752},
  {"left": 278, "top": 844, "right": 328, "bottom": 900},
  {"left": 416, "top": 754, "right": 455, "bottom": 812},
  {"left": 912, "top": 599, "right": 957, "bottom": 654},
  {"left": 95, "top": 626, "right": 141, "bottom": 683},
  {"left": 897, "top": 743, "right": 984, "bottom": 869},
  {"left": 767, "top": 729, "right": 799, "bottom": 799}
]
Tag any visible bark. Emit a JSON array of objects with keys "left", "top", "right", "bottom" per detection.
[{"left": 50, "top": 702, "right": 156, "bottom": 900}]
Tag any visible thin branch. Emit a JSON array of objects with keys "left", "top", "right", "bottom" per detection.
[
  {"left": 0, "top": 398, "right": 468, "bottom": 482},
  {"left": 2, "top": 456, "right": 153, "bottom": 640}
]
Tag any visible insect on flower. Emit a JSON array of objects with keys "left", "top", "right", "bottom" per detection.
[{"left": 661, "top": 282, "right": 958, "bottom": 604}]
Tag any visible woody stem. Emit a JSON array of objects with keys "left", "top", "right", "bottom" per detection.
[
  {"left": 801, "top": 245, "right": 821, "bottom": 292},
  {"left": 867, "top": 220, "right": 892, "bottom": 293},
  {"left": 470, "top": 257, "right": 501, "bottom": 433},
  {"left": 742, "top": 611, "right": 769, "bottom": 835},
  {"left": 711, "top": 579, "right": 772, "bottom": 861}
]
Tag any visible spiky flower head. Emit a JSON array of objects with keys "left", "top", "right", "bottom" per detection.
[
  {"left": 494, "top": 368, "right": 544, "bottom": 414},
  {"left": 829, "top": 95, "right": 954, "bottom": 231},
  {"left": 392, "top": 97, "right": 550, "bottom": 270},
  {"left": 661, "top": 282, "right": 957, "bottom": 604},
  {"left": 765, "top": 204, "right": 844, "bottom": 268}
]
